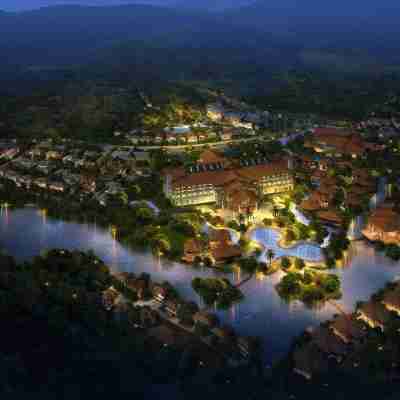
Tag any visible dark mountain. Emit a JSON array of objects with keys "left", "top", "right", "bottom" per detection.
[
  {"left": 1, "top": 2, "right": 400, "bottom": 96},
  {"left": 0, "top": 0, "right": 255, "bottom": 12},
  {"left": 0, "top": 4, "right": 294, "bottom": 75},
  {"left": 228, "top": 0, "right": 400, "bottom": 42},
  {"left": 176, "top": 0, "right": 254, "bottom": 11},
  {"left": 233, "top": 0, "right": 400, "bottom": 18}
]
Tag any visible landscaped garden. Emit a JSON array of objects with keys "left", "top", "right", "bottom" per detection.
[
  {"left": 191, "top": 277, "right": 244, "bottom": 309},
  {"left": 276, "top": 270, "right": 342, "bottom": 307}
]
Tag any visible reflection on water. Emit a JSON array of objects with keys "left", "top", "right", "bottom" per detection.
[{"left": 0, "top": 208, "right": 399, "bottom": 362}]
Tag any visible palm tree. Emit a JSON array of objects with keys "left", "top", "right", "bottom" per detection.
[{"left": 266, "top": 249, "right": 275, "bottom": 268}]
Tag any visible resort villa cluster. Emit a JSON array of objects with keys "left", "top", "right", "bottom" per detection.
[
  {"left": 163, "top": 149, "right": 294, "bottom": 212},
  {"left": 293, "top": 281, "right": 400, "bottom": 380},
  {"left": 297, "top": 127, "right": 382, "bottom": 226}
]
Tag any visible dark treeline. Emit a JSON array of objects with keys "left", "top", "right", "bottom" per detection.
[{"left": 0, "top": 249, "right": 399, "bottom": 399}]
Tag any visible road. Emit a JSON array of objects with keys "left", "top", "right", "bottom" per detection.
[
  {"left": 129, "top": 135, "right": 266, "bottom": 154},
  {"left": 126, "top": 130, "right": 306, "bottom": 154}
]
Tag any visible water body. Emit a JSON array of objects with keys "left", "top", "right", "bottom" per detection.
[
  {"left": 1, "top": 207, "right": 399, "bottom": 363},
  {"left": 250, "top": 227, "right": 324, "bottom": 263}
]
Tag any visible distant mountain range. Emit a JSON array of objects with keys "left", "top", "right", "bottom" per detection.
[
  {"left": 1, "top": 2, "right": 400, "bottom": 87},
  {"left": 0, "top": 0, "right": 255, "bottom": 12}
]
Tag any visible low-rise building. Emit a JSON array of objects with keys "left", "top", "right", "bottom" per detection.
[
  {"left": 48, "top": 181, "right": 65, "bottom": 192},
  {"left": 193, "top": 311, "right": 219, "bottom": 329},
  {"left": 309, "top": 326, "right": 348, "bottom": 362},
  {"left": 362, "top": 204, "right": 400, "bottom": 245},
  {"left": 182, "top": 238, "right": 204, "bottom": 263},
  {"left": 34, "top": 177, "right": 48, "bottom": 189},
  {"left": 357, "top": 301, "right": 392, "bottom": 331},
  {"left": 293, "top": 342, "right": 329, "bottom": 380},
  {"left": 309, "top": 128, "right": 368, "bottom": 158},
  {"left": 329, "top": 314, "right": 367, "bottom": 344},
  {"left": 165, "top": 299, "right": 181, "bottom": 317},
  {"left": 382, "top": 289, "right": 400, "bottom": 316},
  {"left": 207, "top": 103, "right": 225, "bottom": 122}
]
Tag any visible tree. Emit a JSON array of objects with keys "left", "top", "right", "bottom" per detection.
[
  {"left": 266, "top": 249, "right": 275, "bottom": 267},
  {"left": 294, "top": 258, "right": 305, "bottom": 270},
  {"left": 238, "top": 257, "right": 258, "bottom": 274},
  {"left": 281, "top": 257, "right": 291, "bottom": 270},
  {"left": 263, "top": 218, "right": 272, "bottom": 227},
  {"left": 177, "top": 301, "right": 199, "bottom": 326},
  {"left": 278, "top": 273, "right": 301, "bottom": 296},
  {"left": 285, "top": 229, "right": 296, "bottom": 243},
  {"left": 320, "top": 274, "right": 340, "bottom": 294}
]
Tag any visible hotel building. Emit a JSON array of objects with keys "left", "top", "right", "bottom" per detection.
[{"left": 163, "top": 150, "right": 294, "bottom": 212}]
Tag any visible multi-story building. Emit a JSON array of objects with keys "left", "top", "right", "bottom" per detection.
[{"left": 163, "top": 150, "right": 294, "bottom": 210}]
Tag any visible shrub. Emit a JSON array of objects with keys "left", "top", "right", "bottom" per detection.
[
  {"left": 294, "top": 258, "right": 305, "bottom": 270},
  {"left": 281, "top": 257, "right": 291, "bottom": 270}
]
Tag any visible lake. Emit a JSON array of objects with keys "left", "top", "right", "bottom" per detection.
[{"left": 1, "top": 207, "right": 399, "bottom": 363}]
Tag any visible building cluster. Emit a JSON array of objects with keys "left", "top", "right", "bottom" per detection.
[
  {"left": 104, "top": 272, "right": 259, "bottom": 362},
  {"left": 125, "top": 98, "right": 317, "bottom": 146},
  {"left": 0, "top": 140, "right": 152, "bottom": 207},
  {"left": 163, "top": 149, "right": 294, "bottom": 211},
  {"left": 358, "top": 117, "right": 400, "bottom": 139},
  {"left": 183, "top": 227, "right": 242, "bottom": 266},
  {"left": 305, "top": 127, "right": 382, "bottom": 158},
  {"left": 293, "top": 281, "right": 400, "bottom": 380},
  {"left": 207, "top": 102, "right": 317, "bottom": 132},
  {"left": 297, "top": 127, "right": 381, "bottom": 226},
  {"left": 127, "top": 124, "right": 256, "bottom": 146}
]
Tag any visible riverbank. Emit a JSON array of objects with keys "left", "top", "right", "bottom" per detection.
[{"left": 1, "top": 206, "right": 400, "bottom": 364}]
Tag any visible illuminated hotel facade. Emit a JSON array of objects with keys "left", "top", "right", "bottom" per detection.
[{"left": 163, "top": 151, "right": 294, "bottom": 211}]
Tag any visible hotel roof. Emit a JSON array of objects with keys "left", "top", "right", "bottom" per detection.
[
  {"left": 168, "top": 159, "right": 291, "bottom": 189},
  {"left": 198, "top": 149, "right": 227, "bottom": 165},
  {"left": 235, "top": 159, "right": 290, "bottom": 181},
  {"left": 317, "top": 209, "right": 344, "bottom": 225}
]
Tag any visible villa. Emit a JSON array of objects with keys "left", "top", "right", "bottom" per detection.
[
  {"left": 207, "top": 103, "right": 225, "bottom": 121},
  {"left": 329, "top": 314, "right": 367, "bottom": 344},
  {"left": 308, "top": 128, "right": 368, "bottom": 158},
  {"left": 182, "top": 238, "right": 204, "bottom": 263},
  {"left": 308, "top": 326, "right": 348, "bottom": 362},
  {"left": 163, "top": 150, "right": 294, "bottom": 211},
  {"left": 382, "top": 289, "right": 400, "bottom": 316},
  {"left": 193, "top": 311, "right": 219, "bottom": 329},
  {"left": 356, "top": 301, "right": 392, "bottom": 331},
  {"left": 362, "top": 204, "right": 400, "bottom": 245},
  {"left": 293, "top": 342, "right": 329, "bottom": 380}
]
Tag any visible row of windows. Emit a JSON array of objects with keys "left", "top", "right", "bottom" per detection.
[
  {"left": 174, "top": 191, "right": 216, "bottom": 199},
  {"left": 262, "top": 179, "right": 292, "bottom": 187},
  {"left": 261, "top": 175, "right": 291, "bottom": 182},
  {"left": 175, "top": 196, "right": 216, "bottom": 206},
  {"left": 176, "top": 184, "right": 214, "bottom": 191}
]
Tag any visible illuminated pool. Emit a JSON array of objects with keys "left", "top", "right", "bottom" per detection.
[{"left": 249, "top": 227, "right": 324, "bottom": 263}]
